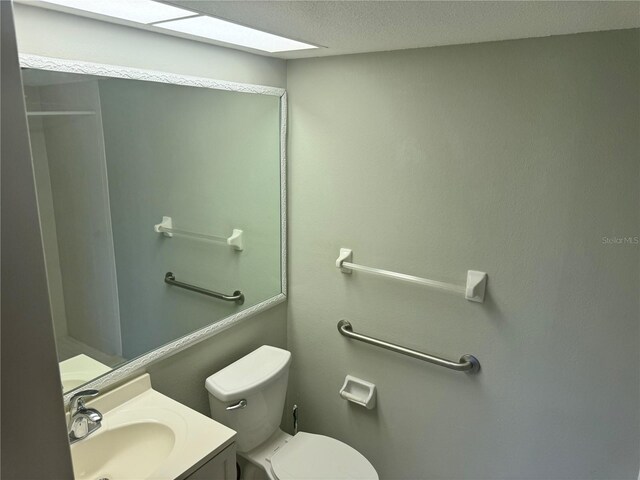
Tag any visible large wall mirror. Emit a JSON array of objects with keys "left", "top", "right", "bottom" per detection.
[{"left": 20, "top": 55, "right": 287, "bottom": 398}]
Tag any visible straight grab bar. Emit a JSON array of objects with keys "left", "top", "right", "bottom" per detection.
[
  {"left": 164, "top": 272, "right": 244, "bottom": 305},
  {"left": 337, "top": 320, "right": 480, "bottom": 373}
]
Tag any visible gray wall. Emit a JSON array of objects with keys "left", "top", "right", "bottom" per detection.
[
  {"left": 1, "top": 2, "right": 74, "bottom": 478},
  {"left": 285, "top": 29, "right": 640, "bottom": 479}
]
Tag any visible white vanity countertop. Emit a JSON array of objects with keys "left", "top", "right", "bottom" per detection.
[{"left": 79, "top": 373, "right": 236, "bottom": 480}]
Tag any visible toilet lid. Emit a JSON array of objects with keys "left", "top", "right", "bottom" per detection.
[{"left": 270, "top": 432, "right": 378, "bottom": 480}]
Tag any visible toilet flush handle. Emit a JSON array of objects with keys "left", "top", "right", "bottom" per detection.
[{"left": 226, "top": 399, "right": 247, "bottom": 411}]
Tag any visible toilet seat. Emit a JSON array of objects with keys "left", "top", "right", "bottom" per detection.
[{"left": 269, "top": 432, "right": 378, "bottom": 480}]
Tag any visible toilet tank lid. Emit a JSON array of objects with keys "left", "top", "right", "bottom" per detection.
[{"left": 205, "top": 345, "right": 291, "bottom": 401}]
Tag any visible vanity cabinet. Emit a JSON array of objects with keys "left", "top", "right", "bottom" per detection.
[{"left": 184, "top": 443, "right": 237, "bottom": 480}]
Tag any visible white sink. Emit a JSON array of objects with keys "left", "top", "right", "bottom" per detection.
[
  {"left": 72, "top": 422, "right": 175, "bottom": 480},
  {"left": 69, "top": 374, "right": 235, "bottom": 480}
]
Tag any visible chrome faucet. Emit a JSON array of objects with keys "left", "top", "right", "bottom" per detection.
[{"left": 68, "top": 389, "right": 102, "bottom": 444}]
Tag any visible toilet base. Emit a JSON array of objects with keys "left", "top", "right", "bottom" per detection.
[
  {"left": 238, "top": 429, "right": 291, "bottom": 480},
  {"left": 238, "top": 457, "right": 269, "bottom": 480}
]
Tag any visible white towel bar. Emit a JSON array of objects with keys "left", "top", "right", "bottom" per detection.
[{"left": 336, "top": 248, "right": 487, "bottom": 302}]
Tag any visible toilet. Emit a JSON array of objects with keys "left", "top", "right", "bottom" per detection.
[{"left": 205, "top": 345, "right": 378, "bottom": 480}]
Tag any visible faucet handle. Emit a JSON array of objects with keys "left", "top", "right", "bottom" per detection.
[{"left": 70, "top": 389, "right": 99, "bottom": 413}]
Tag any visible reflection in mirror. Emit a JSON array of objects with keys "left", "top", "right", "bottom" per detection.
[{"left": 22, "top": 68, "right": 283, "bottom": 393}]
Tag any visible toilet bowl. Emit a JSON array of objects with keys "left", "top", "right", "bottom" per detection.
[{"left": 205, "top": 345, "right": 378, "bottom": 480}]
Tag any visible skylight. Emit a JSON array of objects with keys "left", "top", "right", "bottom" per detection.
[
  {"left": 35, "top": 0, "right": 319, "bottom": 53},
  {"left": 154, "top": 15, "right": 317, "bottom": 53},
  {"left": 38, "top": 0, "right": 196, "bottom": 25}
]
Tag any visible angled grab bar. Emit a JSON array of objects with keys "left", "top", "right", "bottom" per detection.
[
  {"left": 337, "top": 320, "right": 480, "bottom": 373},
  {"left": 164, "top": 272, "right": 244, "bottom": 305}
]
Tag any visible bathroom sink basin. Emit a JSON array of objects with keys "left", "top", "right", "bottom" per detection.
[
  {"left": 68, "top": 374, "right": 236, "bottom": 480},
  {"left": 72, "top": 422, "right": 175, "bottom": 480}
]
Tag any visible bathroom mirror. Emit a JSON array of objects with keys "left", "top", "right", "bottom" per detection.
[{"left": 20, "top": 55, "right": 286, "bottom": 397}]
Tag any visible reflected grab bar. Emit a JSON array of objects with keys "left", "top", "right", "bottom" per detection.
[
  {"left": 337, "top": 320, "right": 480, "bottom": 373},
  {"left": 164, "top": 272, "right": 244, "bottom": 305}
]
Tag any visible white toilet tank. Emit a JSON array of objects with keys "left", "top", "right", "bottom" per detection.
[{"left": 205, "top": 345, "right": 291, "bottom": 452}]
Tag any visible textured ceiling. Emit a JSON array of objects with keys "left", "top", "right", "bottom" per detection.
[{"left": 165, "top": 1, "right": 640, "bottom": 59}]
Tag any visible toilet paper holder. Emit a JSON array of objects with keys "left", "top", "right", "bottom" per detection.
[{"left": 339, "top": 375, "right": 376, "bottom": 409}]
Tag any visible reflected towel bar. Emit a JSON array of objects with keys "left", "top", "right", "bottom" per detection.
[
  {"left": 164, "top": 272, "right": 244, "bottom": 305},
  {"left": 337, "top": 320, "right": 480, "bottom": 373},
  {"left": 155, "top": 216, "right": 244, "bottom": 251}
]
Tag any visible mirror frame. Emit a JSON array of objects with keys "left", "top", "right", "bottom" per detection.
[{"left": 19, "top": 54, "right": 287, "bottom": 403}]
